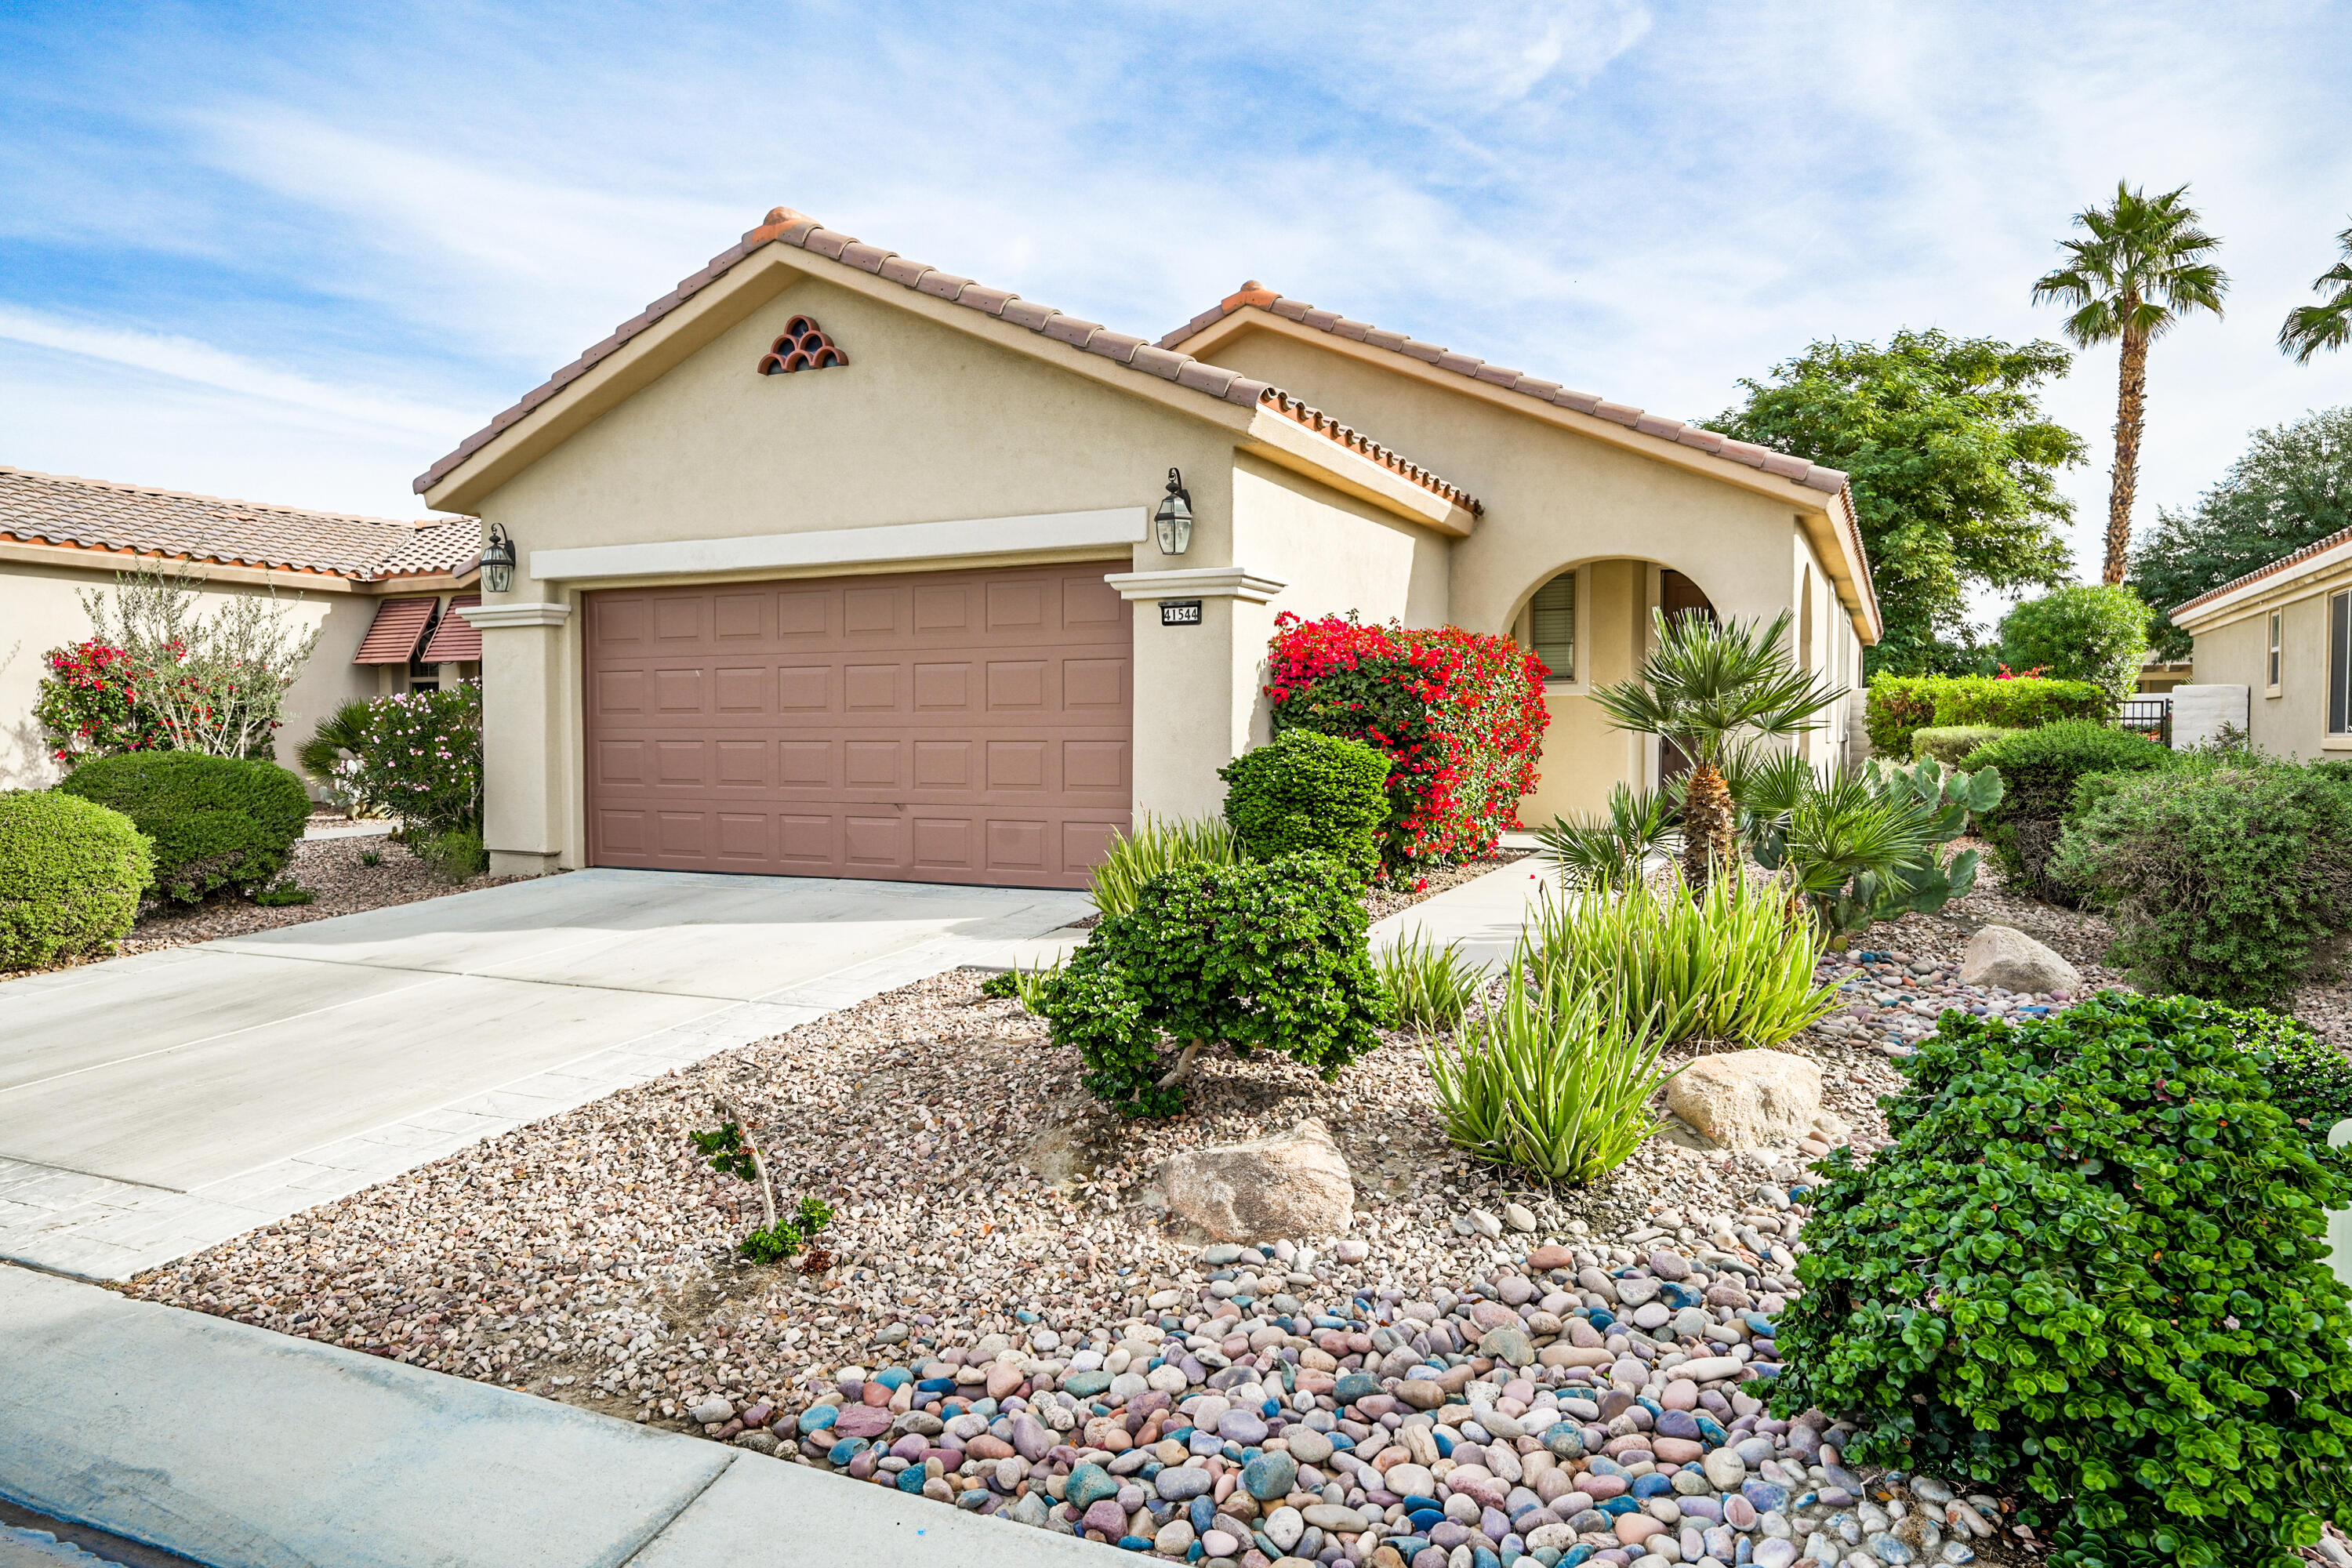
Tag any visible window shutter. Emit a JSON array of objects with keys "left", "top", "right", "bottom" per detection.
[{"left": 1530, "top": 574, "right": 1576, "bottom": 682}]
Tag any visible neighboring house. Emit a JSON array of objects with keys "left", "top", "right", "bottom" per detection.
[
  {"left": 2172, "top": 523, "right": 2352, "bottom": 758},
  {"left": 0, "top": 466, "right": 481, "bottom": 793},
  {"left": 415, "top": 205, "right": 1879, "bottom": 888},
  {"left": 2136, "top": 656, "right": 2194, "bottom": 694}
]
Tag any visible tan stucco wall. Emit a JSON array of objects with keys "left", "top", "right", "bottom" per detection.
[
  {"left": 2190, "top": 565, "right": 2352, "bottom": 760},
  {"left": 0, "top": 558, "right": 377, "bottom": 793}
]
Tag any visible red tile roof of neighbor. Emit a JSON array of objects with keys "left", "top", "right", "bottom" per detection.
[
  {"left": 413, "top": 209, "right": 1485, "bottom": 517},
  {"left": 2169, "top": 522, "right": 2352, "bottom": 617},
  {"left": 0, "top": 465, "right": 479, "bottom": 580}
]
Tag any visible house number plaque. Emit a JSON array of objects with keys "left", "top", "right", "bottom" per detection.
[{"left": 1160, "top": 600, "right": 1203, "bottom": 626}]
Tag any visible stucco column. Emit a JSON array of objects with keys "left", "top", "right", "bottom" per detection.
[
  {"left": 1103, "top": 567, "right": 1285, "bottom": 821},
  {"left": 459, "top": 601, "right": 575, "bottom": 877}
]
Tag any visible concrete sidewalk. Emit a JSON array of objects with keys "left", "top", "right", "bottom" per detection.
[
  {"left": 1369, "top": 854, "right": 1555, "bottom": 967},
  {"left": 0, "top": 1265, "right": 1116, "bottom": 1568},
  {"left": 1, "top": 869, "right": 1091, "bottom": 1282}
]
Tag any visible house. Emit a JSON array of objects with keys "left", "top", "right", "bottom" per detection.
[
  {"left": 415, "top": 206, "right": 1880, "bottom": 888},
  {"left": 0, "top": 466, "right": 481, "bottom": 793},
  {"left": 2171, "top": 522, "right": 2352, "bottom": 757}
]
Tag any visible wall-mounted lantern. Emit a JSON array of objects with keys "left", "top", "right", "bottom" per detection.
[
  {"left": 478, "top": 522, "right": 517, "bottom": 594},
  {"left": 1153, "top": 469, "right": 1192, "bottom": 557}
]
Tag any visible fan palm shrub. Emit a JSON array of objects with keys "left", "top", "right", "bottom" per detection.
[
  {"left": 1086, "top": 815, "right": 1243, "bottom": 920},
  {"left": 1532, "top": 782, "right": 1679, "bottom": 890},
  {"left": 1588, "top": 610, "right": 1841, "bottom": 885},
  {"left": 297, "top": 699, "right": 380, "bottom": 816}
]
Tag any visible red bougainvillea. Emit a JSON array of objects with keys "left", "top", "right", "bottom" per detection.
[
  {"left": 32, "top": 638, "right": 173, "bottom": 764},
  {"left": 1263, "top": 612, "right": 1550, "bottom": 874}
]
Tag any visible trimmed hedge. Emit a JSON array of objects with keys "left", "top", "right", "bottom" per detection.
[
  {"left": 1218, "top": 729, "right": 1391, "bottom": 881},
  {"left": 1772, "top": 993, "right": 2352, "bottom": 1567},
  {"left": 58, "top": 751, "right": 310, "bottom": 902},
  {"left": 1908, "top": 724, "right": 2016, "bottom": 765},
  {"left": 0, "top": 792, "right": 154, "bottom": 968},
  {"left": 1961, "top": 721, "right": 2172, "bottom": 901},
  {"left": 1867, "top": 673, "right": 2109, "bottom": 758}
]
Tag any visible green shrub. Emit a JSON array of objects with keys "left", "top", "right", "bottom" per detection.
[
  {"left": 1771, "top": 993, "right": 2352, "bottom": 1567},
  {"left": 0, "top": 792, "right": 154, "bottom": 968},
  {"left": 57, "top": 751, "right": 309, "bottom": 902},
  {"left": 1910, "top": 724, "right": 2016, "bottom": 764},
  {"left": 1998, "top": 583, "right": 2154, "bottom": 702},
  {"left": 416, "top": 826, "right": 488, "bottom": 883},
  {"left": 1521, "top": 874, "right": 1839, "bottom": 1047},
  {"left": 1218, "top": 730, "right": 1392, "bottom": 881},
  {"left": 2050, "top": 760, "right": 2352, "bottom": 1005},
  {"left": 1040, "top": 853, "right": 1388, "bottom": 1117},
  {"left": 1963, "top": 720, "right": 2173, "bottom": 900},
  {"left": 2223, "top": 1005, "right": 2352, "bottom": 1134},
  {"left": 1375, "top": 931, "right": 1483, "bottom": 1033},
  {"left": 1088, "top": 815, "right": 1243, "bottom": 919},
  {"left": 353, "top": 686, "right": 482, "bottom": 836},
  {"left": 1867, "top": 673, "right": 2110, "bottom": 757},
  {"left": 1423, "top": 956, "right": 1673, "bottom": 1183}
]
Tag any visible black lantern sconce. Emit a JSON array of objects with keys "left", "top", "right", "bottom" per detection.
[
  {"left": 478, "top": 523, "right": 517, "bottom": 594},
  {"left": 1153, "top": 469, "right": 1192, "bottom": 557}
]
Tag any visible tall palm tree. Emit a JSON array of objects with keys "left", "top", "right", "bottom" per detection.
[
  {"left": 2280, "top": 221, "right": 2352, "bottom": 365},
  {"left": 1588, "top": 611, "right": 1842, "bottom": 887},
  {"left": 2032, "top": 182, "right": 2229, "bottom": 584}
]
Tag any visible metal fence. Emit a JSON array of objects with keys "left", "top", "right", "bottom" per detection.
[{"left": 2112, "top": 695, "right": 2172, "bottom": 748}]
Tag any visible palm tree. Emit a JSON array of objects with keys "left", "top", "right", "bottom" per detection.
[
  {"left": 2280, "top": 221, "right": 2352, "bottom": 365},
  {"left": 2032, "top": 182, "right": 2229, "bottom": 584},
  {"left": 1588, "top": 611, "right": 1842, "bottom": 887}
]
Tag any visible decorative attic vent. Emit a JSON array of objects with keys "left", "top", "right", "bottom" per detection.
[{"left": 757, "top": 316, "right": 848, "bottom": 374}]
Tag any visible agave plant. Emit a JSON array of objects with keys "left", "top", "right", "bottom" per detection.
[
  {"left": 1087, "top": 815, "right": 1245, "bottom": 919},
  {"left": 1533, "top": 782, "right": 1679, "bottom": 890},
  {"left": 1375, "top": 931, "right": 1484, "bottom": 1033}
]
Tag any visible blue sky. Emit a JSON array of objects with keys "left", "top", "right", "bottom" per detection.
[{"left": 5, "top": 1, "right": 2350, "bottom": 622}]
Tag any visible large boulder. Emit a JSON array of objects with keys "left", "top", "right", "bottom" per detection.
[
  {"left": 1665, "top": 1051, "right": 1824, "bottom": 1151},
  {"left": 1959, "top": 924, "right": 2081, "bottom": 995},
  {"left": 1158, "top": 1118, "right": 1355, "bottom": 1242}
]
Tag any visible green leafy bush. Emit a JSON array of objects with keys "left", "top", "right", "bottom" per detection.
[
  {"left": 2051, "top": 760, "right": 2352, "bottom": 1004},
  {"left": 1910, "top": 724, "right": 2016, "bottom": 764},
  {"left": 1424, "top": 956, "right": 1673, "bottom": 1183},
  {"left": 57, "top": 751, "right": 309, "bottom": 902},
  {"left": 2223, "top": 1005, "right": 2352, "bottom": 1134},
  {"left": 1771, "top": 993, "right": 2352, "bottom": 1568},
  {"left": 353, "top": 686, "right": 482, "bottom": 836},
  {"left": 1087, "top": 815, "right": 1243, "bottom": 920},
  {"left": 1040, "top": 853, "right": 1388, "bottom": 1117},
  {"left": 416, "top": 826, "right": 488, "bottom": 883},
  {"left": 1998, "top": 583, "right": 2154, "bottom": 701},
  {"left": 1522, "top": 875, "right": 1839, "bottom": 1047},
  {"left": 0, "top": 791, "right": 154, "bottom": 968},
  {"left": 1218, "top": 730, "right": 1392, "bottom": 881},
  {"left": 1375, "top": 931, "right": 1483, "bottom": 1033},
  {"left": 1867, "top": 673, "right": 2110, "bottom": 757},
  {"left": 1963, "top": 720, "right": 2173, "bottom": 900}
]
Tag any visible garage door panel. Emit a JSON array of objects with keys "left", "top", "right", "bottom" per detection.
[{"left": 585, "top": 564, "right": 1129, "bottom": 888}]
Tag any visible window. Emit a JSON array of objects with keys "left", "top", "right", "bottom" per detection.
[
  {"left": 2331, "top": 590, "right": 2350, "bottom": 735},
  {"left": 1529, "top": 572, "right": 1576, "bottom": 682},
  {"left": 2268, "top": 609, "right": 2284, "bottom": 691}
]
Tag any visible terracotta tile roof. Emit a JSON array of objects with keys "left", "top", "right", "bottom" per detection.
[
  {"left": 0, "top": 465, "right": 479, "bottom": 580},
  {"left": 1160, "top": 283, "right": 1853, "bottom": 497},
  {"left": 415, "top": 209, "right": 1483, "bottom": 518},
  {"left": 420, "top": 593, "right": 483, "bottom": 662},
  {"left": 353, "top": 597, "right": 437, "bottom": 663},
  {"left": 2170, "top": 522, "right": 2352, "bottom": 619}
]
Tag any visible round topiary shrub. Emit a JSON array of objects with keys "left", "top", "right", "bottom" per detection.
[
  {"left": 1771, "top": 992, "right": 2352, "bottom": 1567},
  {"left": 57, "top": 751, "right": 310, "bottom": 902},
  {"left": 1217, "top": 729, "right": 1392, "bottom": 881},
  {"left": 0, "top": 791, "right": 154, "bottom": 968}
]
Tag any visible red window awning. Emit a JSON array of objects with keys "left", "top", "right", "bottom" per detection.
[
  {"left": 353, "top": 598, "right": 437, "bottom": 664},
  {"left": 421, "top": 595, "right": 482, "bottom": 663}
]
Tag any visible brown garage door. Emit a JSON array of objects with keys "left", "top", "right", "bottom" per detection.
[{"left": 583, "top": 562, "right": 1131, "bottom": 888}]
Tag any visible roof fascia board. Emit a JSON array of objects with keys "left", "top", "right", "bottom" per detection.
[
  {"left": 2172, "top": 538, "right": 2352, "bottom": 630},
  {"left": 0, "top": 538, "right": 479, "bottom": 594},
  {"left": 1198, "top": 311, "right": 1878, "bottom": 637},
  {"left": 1240, "top": 408, "right": 1475, "bottom": 536}
]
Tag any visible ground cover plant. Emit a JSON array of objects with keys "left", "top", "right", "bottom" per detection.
[
  {"left": 1040, "top": 852, "right": 1387, "bottom": 1117},
  {"left": 1962, "top": 720, "right": 2172, "bottom": 901},
  {"left": 1085, "top": 815, "right": 1243, "bottom": 920},
  {"left": 1867, "top": 673, "right": 2110, "bottom": 759},
  {"left": 1772, "top": 993, "right": 2352, "bottom": 1568},
  {"left": 1261, "top": 612, "right": 1547, "bottom": 874},
  {"left": 2223, "top": 1005, "right": 2352, "bottom": 1134},
  {"left": 57, "top": 750, "right": 309, "bottom": 902},
  {"left": 1216, "top": 728, "right": 1389, "bottom": 882},
  {"left": 2051, "top": 757, "right": 2352, "bottom": 1005},
  {"left": 0, "top": 791, "right": 154, "bottom": 968},
  {"left": 1522, "top": 873, "right": 1839, "bottom": 1047}
]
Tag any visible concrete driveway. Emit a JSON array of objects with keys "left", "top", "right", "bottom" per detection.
[{"left": 0, "top": 869, "right": 1090, "bottom": 1282}]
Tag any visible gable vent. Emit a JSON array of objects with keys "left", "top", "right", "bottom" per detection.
[{"left": 757, "top": 316, "right": 848, "bottom": 374}]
